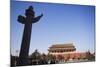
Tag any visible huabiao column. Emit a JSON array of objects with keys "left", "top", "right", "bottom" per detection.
[{"left": 17, "top": 6, "right": 43, "bottom": 66}]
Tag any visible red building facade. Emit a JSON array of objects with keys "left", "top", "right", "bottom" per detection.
[{"left": 48, "top": 43, "right": 90, "bottom": 61}]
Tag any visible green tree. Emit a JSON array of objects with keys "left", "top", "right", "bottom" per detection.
[
  {"left": 30, "top": 49, "right": 41, "bottom": 64},
  {"left": 86, "top": 51, "right": 95, "bottom": 61}
]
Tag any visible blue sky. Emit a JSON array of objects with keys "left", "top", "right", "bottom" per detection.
[{"left": 11, "top": 1, "right": 95, "bottom": 56}]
